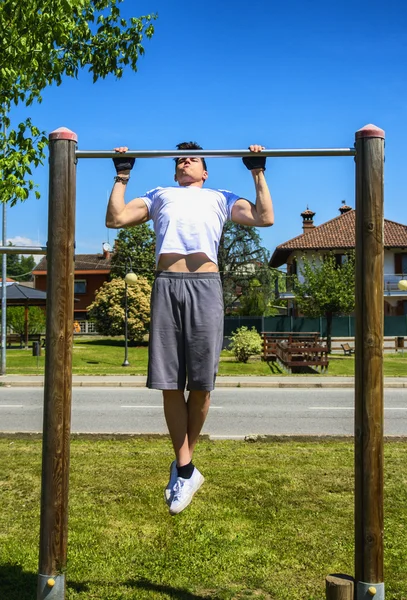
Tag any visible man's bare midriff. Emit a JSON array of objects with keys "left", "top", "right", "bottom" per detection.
[{"left": 157, "top": 252, "right": 218, "bottom": 273}]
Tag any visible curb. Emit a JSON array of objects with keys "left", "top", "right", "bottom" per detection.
[
  {"left": 1, "top": 381, "right": 407, "bottom": 388},
  {"left": 1, "top": 432, "right": 407, "bottom": 441}
]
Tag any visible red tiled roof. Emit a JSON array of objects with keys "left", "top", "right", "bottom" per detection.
[
  {"left": 270, "top": 210, "right": 407, "bottom": 267},
  {"left": 33, "top": 253, "right": 112, "bottom": 273}
]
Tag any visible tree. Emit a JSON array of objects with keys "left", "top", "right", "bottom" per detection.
[
  {"left": 6, "top": 244, "right": 36, "bottom": 281},
  {"left": 218, "top": 221, "right": 273, "bottom": 312},
  {"left": 110, "top": 225, "right": 156, "bottom": 283},
  {"left": 293, "top": 252, "right": 356, "bottom": 352},
  {"left": 0, "top": 0, "right": 156, "bottom": 205},
  {"left": 236, "top": 277, "right": 277, "bottom": 316},
  {"left": 6, "top": 306, "right": 46, "bottom": 335},
  {"left": 88, "top": 277, "right": 151, "bottom": 342}
]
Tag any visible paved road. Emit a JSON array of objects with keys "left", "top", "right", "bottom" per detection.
[{"left": 0, "top": 387, "right": 406, "bottom": 436}]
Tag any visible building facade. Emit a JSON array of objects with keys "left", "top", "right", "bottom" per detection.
[
  {"left": 270, "top": 203, "right": 407, "bottom": 316},
  {"left": 33, "top": 247, "right": 112, "bottom": 332}
]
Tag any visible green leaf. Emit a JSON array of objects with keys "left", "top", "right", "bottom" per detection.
[{"left": 0, "top": 0, "right": 156, "bottom": 205}]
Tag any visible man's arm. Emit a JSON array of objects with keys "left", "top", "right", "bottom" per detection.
[
  {"left": 231, "top": 169, "right": 274, "bottom": 227},
  {"left": 105, "top": 180, "right": 149, "bottom": 229},
  {"left": 105, "top": 147, "right": 149, "bottom": 229},
  {"left": 231, "top": 144, "right": 274, "bottom": 227}
]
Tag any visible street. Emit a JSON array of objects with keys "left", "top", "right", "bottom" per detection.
[{"left": 0, "top": 387, "right": 406, "bottom": 436}]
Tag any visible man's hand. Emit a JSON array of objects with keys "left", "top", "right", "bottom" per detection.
[
  {"left": 242, "top": 144, "right": 266, "bottom": 171},
  {"left": 113, "top": 146, "right": 135, "bottom": 174}
]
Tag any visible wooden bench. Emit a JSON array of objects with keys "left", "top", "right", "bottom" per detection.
[
  {"left": 27, "top": 334, "right": 46, "bottom": 347},
  {"left": 19, "top": 333, "right": 46, "bottom": 348},
  {"left": 330, "top": 337, "right": 397, "bottom": 352},
  {"left": 6, "top": 333, "right": 23, "bottom": 348},
  {"left": 341, "top": 343, "right": 355, "bottom": 355},
  {"left": 27, "top": 333, "right": 42, "bottom": 343},
  {"left": 276, "top": 339, "right": 329, "bottom": 374},
  {"left": 262, "top": 332, "right": 321, "bottom": 360}
]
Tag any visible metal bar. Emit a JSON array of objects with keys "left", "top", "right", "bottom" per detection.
[
  {"left": 0, "top": 245, "right": 47, "bottom": 255},
  {"left": 122, "top": 281, "right": 129, "bottom": 367},
  {"left": 75, "top": 148, "right": 356, "bottom": 159}
]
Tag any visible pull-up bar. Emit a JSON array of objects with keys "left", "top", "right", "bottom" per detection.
[
  {"left": 0, "top": 245, "right": 47, "bottom": 255},
  {"left": 37, "top": 124, "right": 385, "bottom": 600},
  {"left": 75, "top": 148, "right": 356, "bottom": 159}
]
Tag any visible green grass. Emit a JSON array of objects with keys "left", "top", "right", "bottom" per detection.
[
  {"left": 5, "top": 337, "right": 407, "bottom": 377},
  {"left": 5, "top": 337, "right": 149, "bottom": 376},
  {"left": 0, "top": 437, "right": 406, "bottom": 599}
]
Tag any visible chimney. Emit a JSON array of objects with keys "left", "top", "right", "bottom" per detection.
[
  {"left": 301, "top": 207, "right": 316, "bottom": 233},
  {"left": 102, "top": 242, "right": 111, "bottom": 260},
  {"left": 339, "top": 200, "right": 352, "bottom": 214}
]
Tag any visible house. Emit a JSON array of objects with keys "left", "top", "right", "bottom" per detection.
[
  {"left": 32, "top": 245, "right": 112, "bottom": 332},
  {"left": 269, "top": 203, "right": 407, "bottom": 316}
]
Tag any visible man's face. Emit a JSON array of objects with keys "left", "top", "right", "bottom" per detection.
[{"left": 174, "top": 156, "right": 208, "bottom": 187}]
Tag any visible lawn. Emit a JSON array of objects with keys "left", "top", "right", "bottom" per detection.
[
  {"left": 0, "top": 437, "right": 406, "bottom": 600},
  {"left": 4, "top": 336, "right": 407, "bottom": 377}
]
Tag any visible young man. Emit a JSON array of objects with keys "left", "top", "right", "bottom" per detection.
[{"left": 106, "top": 142, "right": 274, "bottom": 515}]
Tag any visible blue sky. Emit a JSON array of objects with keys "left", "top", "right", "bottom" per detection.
[{"left": 6, "top": 0, "right": 407, "bottom": 263}]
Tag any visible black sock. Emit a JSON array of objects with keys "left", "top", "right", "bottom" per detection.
[{"left": 177, "top": 461, "right": 194, "bottom": 479}]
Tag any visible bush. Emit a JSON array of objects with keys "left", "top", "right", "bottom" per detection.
[
  {"left": 88, "top": 277, "right": 151, "bottom": 342},
  {"left": 229, "top": 326, "right": 262, "bottom": 363}
]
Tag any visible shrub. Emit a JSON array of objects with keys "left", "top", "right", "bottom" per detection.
[
  {"left": 229, "top": 326, "right": 262, "bottom": 363},
  {"left": 88, "top": 277, "right": 151, "bottom": 342}
]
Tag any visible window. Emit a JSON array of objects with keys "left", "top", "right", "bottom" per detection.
[
  {"left": 288, "top": 261, "right": 297, "bottom": 275},
  {"left": 74, "top": 280, "right": 86, "bottom": 294},
  {"left": 334, "top": 254, "right": 348, "bottom": 267},
  {"left": 395, "top": 253, "right": 407, "bottom": 275}
]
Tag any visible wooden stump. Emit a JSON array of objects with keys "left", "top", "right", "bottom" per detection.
[{"left": 326, "top": 574, "right": 354, "bottom": 600}]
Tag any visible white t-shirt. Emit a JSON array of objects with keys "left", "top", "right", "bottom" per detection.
[{"left": 140, "top": 186, "right": 241, "bottom": 265}]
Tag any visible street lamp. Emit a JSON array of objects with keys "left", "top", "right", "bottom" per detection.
[{"left": 122, "top": 259, "right": 138, "bottom": 367}]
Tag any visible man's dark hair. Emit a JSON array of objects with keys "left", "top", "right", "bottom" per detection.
[{"left": 175, "top": 141, "right": 207, "bottom": 171}]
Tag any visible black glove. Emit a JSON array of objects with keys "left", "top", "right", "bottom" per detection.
[
  {"left": 242, "top": 154, "right": 266, "bottom": 171},
  {"left": 113, "top": 155, "right": 135, "bottom": 173}
]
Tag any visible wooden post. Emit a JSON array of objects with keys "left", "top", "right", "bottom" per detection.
[
  {"left": 37, "top": 127, "right": 77, "bottom": 600},
  {"left": 354, "top": 124, "right": 385, "bottom": 600},
  {"left": 24, "top": 305, "right": 28, "bottom": 348},
  {"left": 326, "top": 574, "right": 354, "bottom": 600}
]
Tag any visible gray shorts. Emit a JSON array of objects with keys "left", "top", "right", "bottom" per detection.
[{"left": 147, "top": 271, "right": 224, "bottom": 391}]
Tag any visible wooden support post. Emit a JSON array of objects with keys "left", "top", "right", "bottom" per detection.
[
  {"left": 354, "top": 124, "right": 385, "bottom": 598},
  {"left": 326, "top": 574, "right": 354, "bottom": 600},
  {"left": 37, "top": 127, "right": 77, "bottom": 600},
  {"left": 24, "top": 305, "right": 29, "bottom": 348}
]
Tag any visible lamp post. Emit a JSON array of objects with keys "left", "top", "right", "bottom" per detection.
[{"left": 122, "top": 259, "right": 137, "bottom": 367}]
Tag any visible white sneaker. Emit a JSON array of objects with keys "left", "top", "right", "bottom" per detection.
[
  {"left": 164, "top": 461, "right": 178, "bottom": 505},
  {"left": 169, "top": 468, "right": 205, "bottom": 516}
]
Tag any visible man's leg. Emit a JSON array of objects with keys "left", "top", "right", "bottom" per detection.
[
  {"left": 187, "top": 390, "right": 211, "bottom": 455},
  {"left": 163, "top": 389, "right": 211, "bottom": 464},
  {"left": 163, "top": 389, "right": 208, "bottom": 514},
  {"left": 163, "top": 390, "right": 190, "bottom": 467}
]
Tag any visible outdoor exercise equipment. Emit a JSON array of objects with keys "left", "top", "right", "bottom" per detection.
[{"left": 3, "top": 125, "right": 386, "bottom": 600}]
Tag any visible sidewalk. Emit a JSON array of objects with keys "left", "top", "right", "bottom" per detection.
[{"left": 1, "top": 375, "right": 407, "bottom": 388}]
